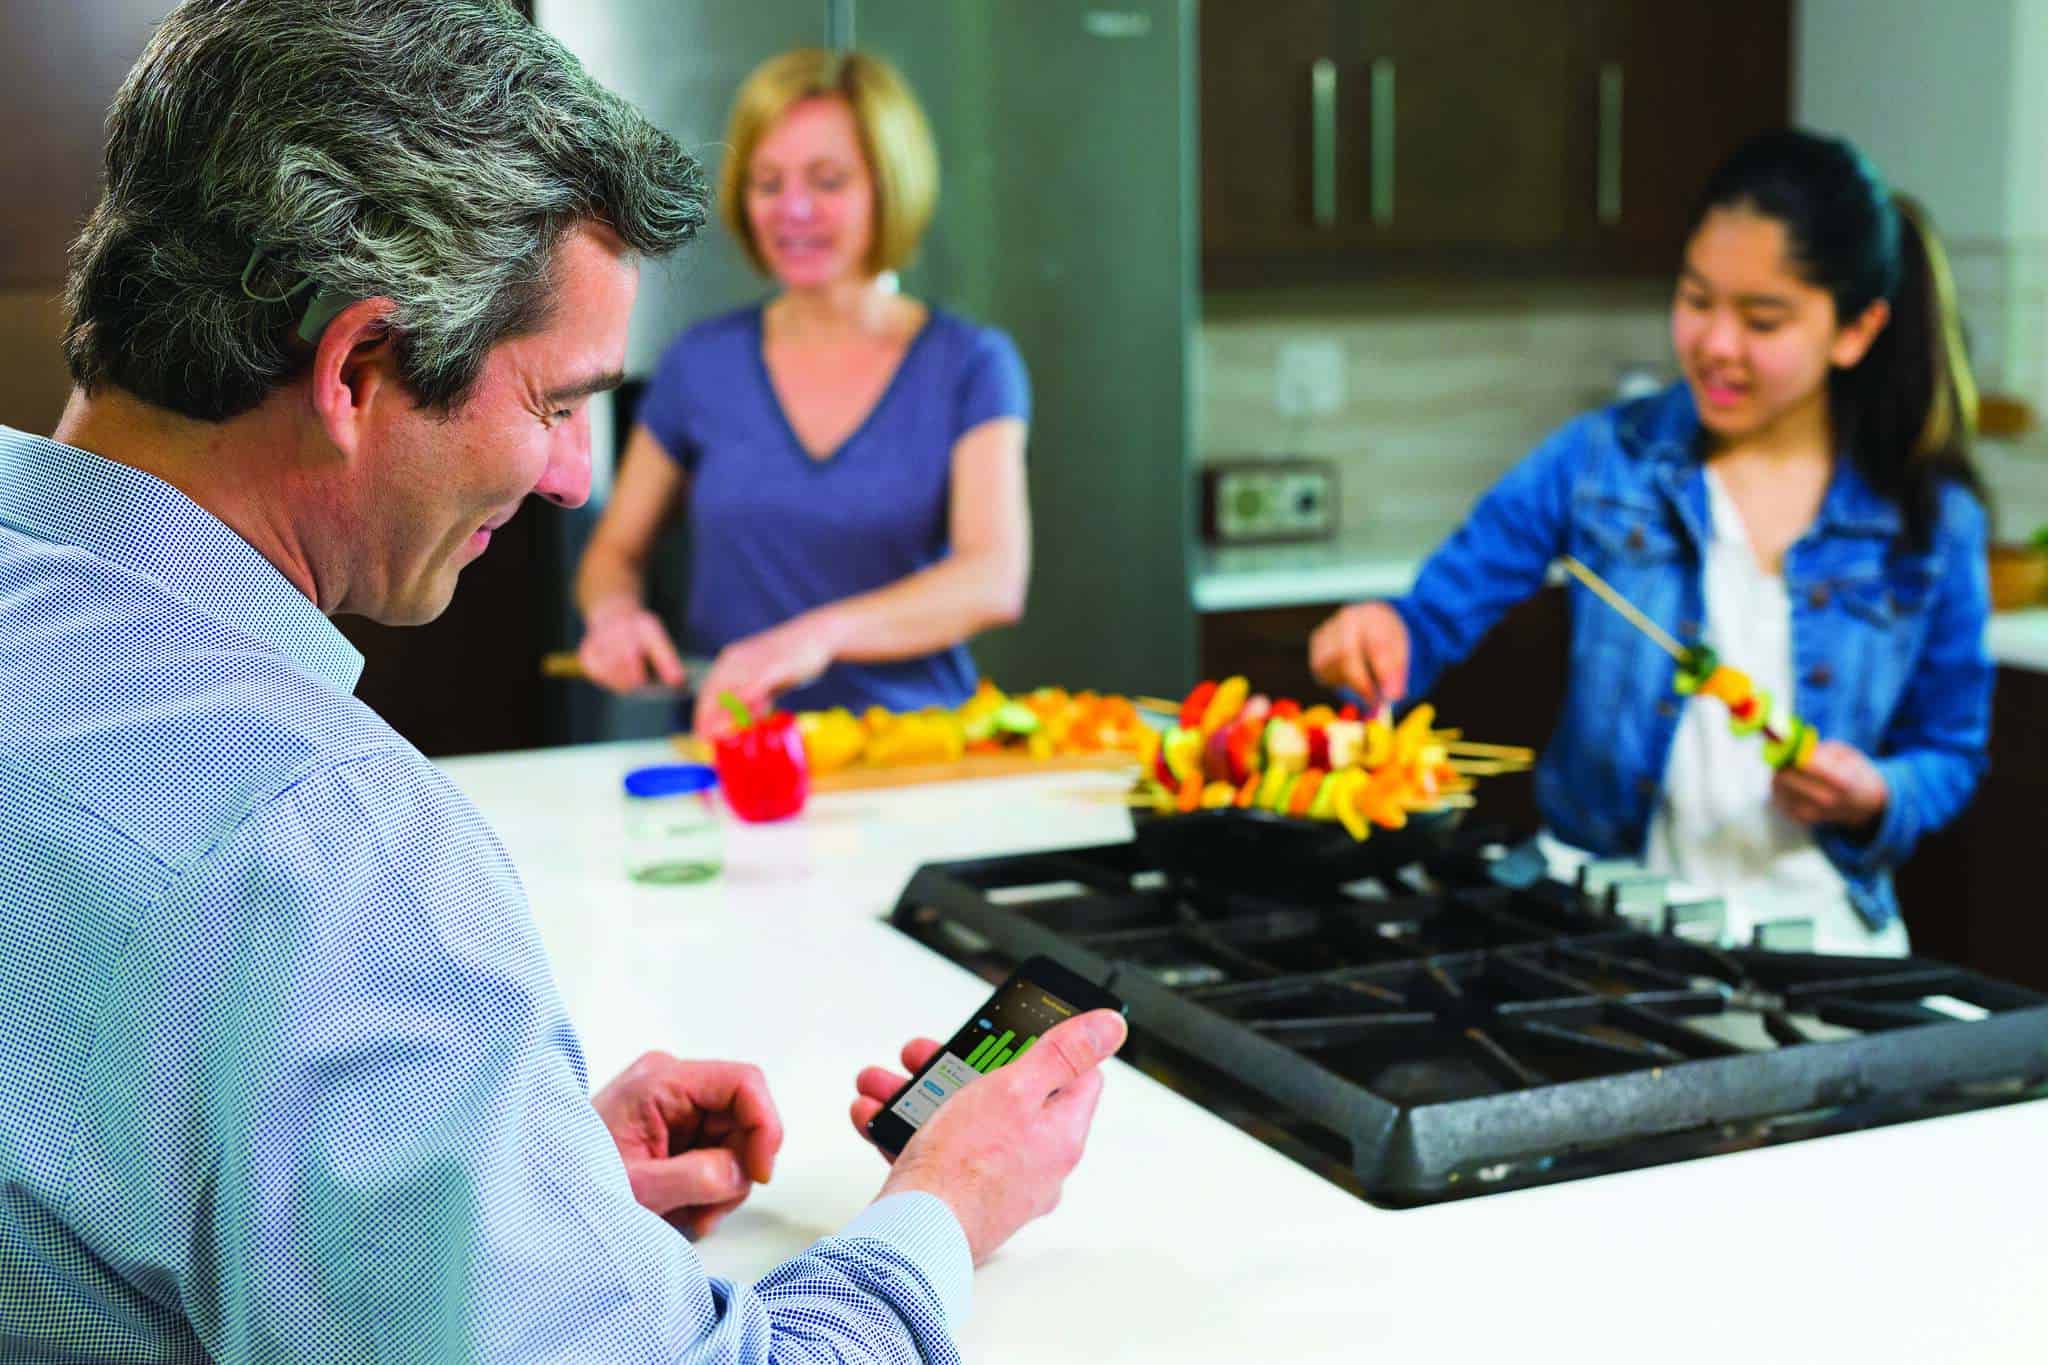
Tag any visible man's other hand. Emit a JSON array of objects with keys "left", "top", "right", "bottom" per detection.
[{"left": 593, "top": 1052, "right": 784, "bottom": 1239}]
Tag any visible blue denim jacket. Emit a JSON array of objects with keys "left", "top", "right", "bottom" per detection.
[{"left": 1391, "top": 383, "right": 1993, "bottom": 929}]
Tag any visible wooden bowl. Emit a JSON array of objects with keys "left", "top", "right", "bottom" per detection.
[{"left": 1989, "top": 544, "right": 2048, "bottom": 612}]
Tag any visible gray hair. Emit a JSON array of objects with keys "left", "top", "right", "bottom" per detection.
[{"left": 64, "top": 0, "right": 707, "bottom": 421}]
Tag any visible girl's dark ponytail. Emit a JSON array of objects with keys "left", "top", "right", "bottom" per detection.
[
  {"left": 1691, "top": 131, "right": 1987, "bottom": 549},
  {"left": 1843, "top": 194, "right": 1984, "bottom": 546}
]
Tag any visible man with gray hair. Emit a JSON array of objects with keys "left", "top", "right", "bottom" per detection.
[{"left": 0, "top": 2, "right": 1124, "bottom": 1361}]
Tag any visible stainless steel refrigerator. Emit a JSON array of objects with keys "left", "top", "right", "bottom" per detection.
[{"left": 535, "top": 0, "right": 1196, "bottom": 741}]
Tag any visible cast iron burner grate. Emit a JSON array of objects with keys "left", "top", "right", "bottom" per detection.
[{"left": 886, "top": 835, "right": 2048, "bottom": 1206}]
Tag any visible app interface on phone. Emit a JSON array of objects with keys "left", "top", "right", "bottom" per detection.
[{"left": 889, "top": 977, "right": 1079, "bottom": 1131}]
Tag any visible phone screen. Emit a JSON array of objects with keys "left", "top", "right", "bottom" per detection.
[{"left": 884, "top": 975, "right": 1084, "bottom": 1132}]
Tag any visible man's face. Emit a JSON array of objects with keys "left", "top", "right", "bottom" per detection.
[{"left": 344, "top": 222, "right": 636, "bottom": 625}]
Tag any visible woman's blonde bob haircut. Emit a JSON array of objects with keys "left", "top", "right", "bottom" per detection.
[{"left": 719, "top": 49, "right": 938, "bottom": 278}]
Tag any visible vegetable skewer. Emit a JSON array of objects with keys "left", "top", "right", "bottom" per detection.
[{"left": 1558, "top": 555, "right": 1817, "bottom": 771}]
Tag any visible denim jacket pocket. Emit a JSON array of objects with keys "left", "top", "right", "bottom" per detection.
[
  {"left": 1834, "top": 560, "right": 1937, "bottom": 629},
  {"left": 1576, "top": 493, "right": 1686, "bottom": 570}
]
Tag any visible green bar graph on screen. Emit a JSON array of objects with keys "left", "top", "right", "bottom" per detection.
[
  {"left": 964, "top": 1030, "right": 1042, "bottom": 1074},
  {"left": 966, "top": 1030, "right": 1011, "bottom": 1071}
]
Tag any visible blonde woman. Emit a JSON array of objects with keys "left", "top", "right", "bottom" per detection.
[{"left": 574, "top": 49, "right": 1030, "bottom": 737}]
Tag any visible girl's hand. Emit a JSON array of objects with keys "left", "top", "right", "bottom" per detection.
[
  {"left": 691, "top": 615, "right": 841, "bottom": 738},
  {"left": 577, "top": 603, "right": 688, "bottom": 694},
  {"left": 1309, "top": 601, "right": 1410, "bottom": 710},
  {"left": 1771, "top": 739, "right": 1889, "bottom": 831}
]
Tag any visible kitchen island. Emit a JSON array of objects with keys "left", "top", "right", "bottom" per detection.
[{"left": 440, "top": 739, "right": 2046, "bottom": 1363}]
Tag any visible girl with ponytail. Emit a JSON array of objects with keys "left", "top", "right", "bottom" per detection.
[{"left": 1309, "top": 128, "right": 1992, "bottom": 955}]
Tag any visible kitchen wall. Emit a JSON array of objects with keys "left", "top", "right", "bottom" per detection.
[
  {"left": 1799, "top": 0, "right": 2048, "bottom": 540},
  {"left": 1197, "top": 281, "right": 1673, "bottom": 555}
]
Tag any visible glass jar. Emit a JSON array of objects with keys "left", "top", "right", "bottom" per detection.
[{"left": 621, "top": 764, "right": 723, "bottom": 884}]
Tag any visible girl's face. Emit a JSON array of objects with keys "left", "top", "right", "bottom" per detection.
[
  {"left": 744, "top": 95, "right": 876, "bottom": 290},
  {"left": 1671, "top": 205, "right": 1887, "bottom": 444}
]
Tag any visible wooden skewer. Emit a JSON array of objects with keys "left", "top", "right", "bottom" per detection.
[
  {"left": 1447, "top": 759, "right": 1532, "bottom": 776},
  {"left": 1444, "top": 740, "right": 1537, "bottom": 762},
  {"left": 1135, "top": 695, "right": 1183, "bottom": 715},
  {"left": 1558, "top": 555, "right": 1688, "bottom": 663}
]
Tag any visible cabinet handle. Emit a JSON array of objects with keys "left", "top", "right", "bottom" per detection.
[
  {"left": 1597, "top": 62, "right": 1623, "bottom": 226},
  {"left": 1370, "top": 58, "right": 1395, "bottom": 226},
  {"left": 1311, "top": 58, "right": 1337, "bottom": 228}
]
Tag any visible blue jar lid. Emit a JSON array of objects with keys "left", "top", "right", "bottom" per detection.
[{"left": 622, "top": 763, "right": 719, "bottom": 798}]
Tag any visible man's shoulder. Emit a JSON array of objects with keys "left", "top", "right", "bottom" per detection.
[{"left": 0, "top": 540, "right": 421, "bottom": 870}]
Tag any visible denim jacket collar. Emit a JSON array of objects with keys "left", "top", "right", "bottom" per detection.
[
  {"left": 1615, "top": 385, "right": 1710, "bottom": 549},
  {"left": 1613, "top": 382, "right": 1903, "bottom": 548}
]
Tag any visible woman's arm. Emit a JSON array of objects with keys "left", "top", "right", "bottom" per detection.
[
  {"left": 689, "top": 416, "right": 1028, "bottom": 730},
  {"left": 1378, "top": 417, "right": 1586, "bottom": 701},
  {"left": 820, "top": 415, "right": 1030, "bottom": 659},
  {"left": 573, "top": 423, "right": 692, "bottom": 691}
]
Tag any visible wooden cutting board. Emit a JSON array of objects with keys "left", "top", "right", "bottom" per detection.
[{"left": 669, "top": 735, "right": 1140, "bottom": 791}]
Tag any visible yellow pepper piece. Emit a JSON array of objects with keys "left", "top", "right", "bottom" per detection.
[
  {"left": 797, "top": 709, "right": 866, "bottom": 774},
  {"left": 1198, "top": 675, "right": 1250, "bottom": 734},
  {"left": 1328, "top": 770, "right": 1371, "bottom": 841},
  {"left": 1392, "top": 703, "right": 1436, "bottom": 766},
  {"left": 1698, "top": 666, "right": 1753, "bottom": 705},
  {"left": 1362, "top": 719, "right": 1394, "bottom": 769}
]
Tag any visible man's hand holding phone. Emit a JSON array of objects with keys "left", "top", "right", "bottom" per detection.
[{"left": 850, "top": 1008, "right": 1127, "bottom": 1265}]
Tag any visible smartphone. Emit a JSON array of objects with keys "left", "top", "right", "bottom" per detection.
[{"left": 866, "top": 955, "right": 1125, "bottom": 1157}]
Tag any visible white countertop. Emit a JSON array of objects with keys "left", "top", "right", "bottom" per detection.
[
  {"left": 440, "top": 739, "right": 2048, "bottom": 1363},
  {"left": 1196, "top": 540, "right": 2048, "bottom": 673},
  {"left": 1191, "top": 532, "right": 1436, "bottom": 612}
]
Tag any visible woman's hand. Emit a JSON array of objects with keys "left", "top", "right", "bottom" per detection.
[
  {"left": 1309, "top": 601, "right": 1411, "bottom": 710},
  {"left": 691, "top": 613, "right": 842, "bottom": 737},
  {"left": 577, "top": 601, "right": 688, "bottom": 694},
  {"left": 1772, "top": 739, "right": 1890, "bottom": 831},
  {"left": 591, "top": 1051, "right": 783, "bottom": 1240}
]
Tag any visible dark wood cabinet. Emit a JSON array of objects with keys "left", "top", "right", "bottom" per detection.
[
  {"left": 1201, "top": 0, "right": 1790, "bottom": 285},
  {"left": 1896, "top": 665, "right": 2048, "bottom": 992},
  {"left": 1569, "top": 1, "right": 1792, "bottom": 274},
  {"left": 1200, "top": 595, "right": 2048, "bottom": 990}
]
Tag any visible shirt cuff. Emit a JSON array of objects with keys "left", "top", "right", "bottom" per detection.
[{"left": 840, "top": 1191, "right": 973, "bottom": 1335}]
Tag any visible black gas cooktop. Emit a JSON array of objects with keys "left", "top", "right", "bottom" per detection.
[{"left": 886, "top": 831, "right": 2048, "bottom": 1207}]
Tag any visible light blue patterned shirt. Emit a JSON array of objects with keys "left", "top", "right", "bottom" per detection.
[{"left": 0, "top": 427, "right": 970, "bottom": 1363}]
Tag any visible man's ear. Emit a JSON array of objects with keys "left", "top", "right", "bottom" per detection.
[{"left": 307, "top": 298, "right": 404, "bottom": 457}]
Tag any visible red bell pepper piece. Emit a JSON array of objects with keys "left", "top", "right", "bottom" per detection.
[
  {"left": 1337, "top": 703, "right": 1361, "bottom": 722},
  {"left": 711, "top": 692, "right": 810, "bottom": 822},
  {"left": 1179, "top": 680, "right": 1218, "bottom": 729},
  {"left": 1270, "top": 699, "right": 1302, "bottom": 721},
  {"left": 1226, "top": 720, "right": 1259, "bottom": 785},
  {"left": 1306, "top": 725, "right": 1330, "bottom": 771}
]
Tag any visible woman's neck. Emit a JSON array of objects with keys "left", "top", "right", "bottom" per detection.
[
  {"left": 769, "top": 276, "right": 906, "bottom": 342},
  {"left": 1703, "top": 385, "right": 1835, "bottom": 470}
]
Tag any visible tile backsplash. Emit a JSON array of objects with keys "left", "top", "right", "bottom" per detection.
[
  {"left": 1197, "top": 282, "right": 1674, "bottom": 552},
  {"left": 1198, "top": 276, "right": 2048, "bottom": 552}
]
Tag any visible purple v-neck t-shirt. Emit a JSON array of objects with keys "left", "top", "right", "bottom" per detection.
[{"left": 637, "top": 303, "right": 1029, "bottom": 714}]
